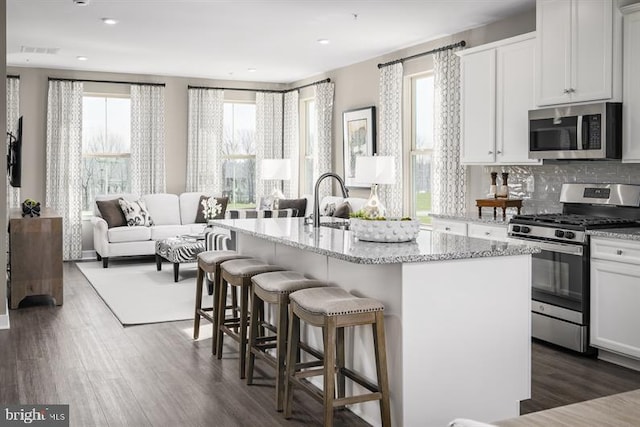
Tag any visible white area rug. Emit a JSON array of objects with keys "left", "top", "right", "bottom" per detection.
[{"left": 77, "top": 260, "right": 212, "bottom": 326}]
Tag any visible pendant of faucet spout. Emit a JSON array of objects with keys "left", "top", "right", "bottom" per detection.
[{"left": 312, "top": 172, "right": 350, "bottom": 228}]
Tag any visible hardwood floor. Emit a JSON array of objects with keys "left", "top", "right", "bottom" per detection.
[{"left": 2, "top": 261, "right": 640, "bottom": 426}]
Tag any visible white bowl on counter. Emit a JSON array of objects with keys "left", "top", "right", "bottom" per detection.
[{"left": 350, "top": 218, "right": 421, "bottom": 243}]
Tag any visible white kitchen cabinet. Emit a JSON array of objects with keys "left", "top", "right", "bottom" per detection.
[
  {"left": 622, "top": 4, "right": 640, "bottom": 162},
  {"left": 536, "top": 0, "right": 620, "bottom": 106},
  {"left": 459, "top": 32, "right": 540, "bottom": 165},
  {"left": 431, "top": 217, "right": 508, "bottom": 242},
  {"left": 591, "top": 237, "right": 640, "bottom": 360}
]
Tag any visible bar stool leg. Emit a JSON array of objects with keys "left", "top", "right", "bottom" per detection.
[
  {"left": 246, "top": 287, "right": 260, "bottom": 385},
  {"left": 239, "top": 282, "right": 250, "bottom": 379},
  {"left": 193, "top": 266, "right": 205, "bottom": 340},
  {"left": 216, "top": 278, "right": 229, "bottom": 359},
  {"left": 373, "top": 311, "right": 392, "bottom": 427},
  {"left": 275, "top": 293, "right": 288, "bottom": 411},
  {"left": 324, "top": 317, "right": 337, "bottom": 427},
  {"left": 336, "top": 327, "right": 346, "bottom": 400},
  {"left": 211, "top": 266, "right": 223, "bottom": 355},
  {"left": 284, "top": 305, "right": 300, "bottom": 419}
]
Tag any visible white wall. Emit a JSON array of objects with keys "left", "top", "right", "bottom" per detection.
[{"left": 1, "top": 1, "right": 8, "bottom": 320}]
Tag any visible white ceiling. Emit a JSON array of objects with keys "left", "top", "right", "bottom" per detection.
[{"left": 7, "top": 0, "right": 535, "bottom": 84}]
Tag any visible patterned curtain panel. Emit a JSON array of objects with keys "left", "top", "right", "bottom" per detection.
[
  {"left": 377, "top": 63, "right": 404, "bottom": 217},
  {"left": 186, "top": 88, "right": 224, "bottom": 194},
  {"left": 283, "top": 90, "right": 299, "bottom": 198},
  {"left": 432, "top": 48, "right": 467, "bottom": 216},
  {"left": 46, "top": 80, "right": 84, "bottom": 261},
  {"left": 6, "top": 77, "right": 20, "bottom": 209},
  {"left": 130, "top": 84, "right": 166, "bottom": 195},
  {"left": 256, "top": 92, "right": 284, "bottom": 198},
  {"left": 314, "top": 82, "right": 334, "bottom": 200}
]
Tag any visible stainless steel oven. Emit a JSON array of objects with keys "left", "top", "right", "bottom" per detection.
[{"left": 508, "top": 183, "right": 640, "bottom": 353}]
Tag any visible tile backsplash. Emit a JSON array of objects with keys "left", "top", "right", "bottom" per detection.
[{"left": 483, "top": 162, "right": 640, "bottom": 213}]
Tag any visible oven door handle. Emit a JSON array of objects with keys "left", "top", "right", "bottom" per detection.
[{"left": 508, "top": 238, "right": 584, "bottom": 256}]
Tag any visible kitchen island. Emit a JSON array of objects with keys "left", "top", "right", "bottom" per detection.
[{"left": 211, "top": 217, "right": 538, "bottom": 427}]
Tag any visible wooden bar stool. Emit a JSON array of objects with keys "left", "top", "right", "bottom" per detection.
[
  {"left": 246, "top": 271, "right": 326, "bottom": 411},
  {"left": 193, "top": 250, "right": 250, "bottom": 355},
  {"left": 284, "top": 287, "right": 391, "bottom": 427},
  {"left": 217, "top": 258, "right": 284, "bottom": 379}
]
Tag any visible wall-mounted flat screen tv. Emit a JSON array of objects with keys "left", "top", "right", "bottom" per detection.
[{"left": 7, "top": 116, "right": 22, "bottom": 188}]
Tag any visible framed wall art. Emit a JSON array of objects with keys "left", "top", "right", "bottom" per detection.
[{"left": 342, "top": 106, "right": 376, "bottom": 187}]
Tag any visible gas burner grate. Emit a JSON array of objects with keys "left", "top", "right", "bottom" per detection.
[{"left": 512, "top": 213, "right": 640, "bottom": 228}]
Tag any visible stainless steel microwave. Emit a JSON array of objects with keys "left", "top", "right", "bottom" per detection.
[{"left": 528, "top": 102, "right": 622, "bottom": 160}]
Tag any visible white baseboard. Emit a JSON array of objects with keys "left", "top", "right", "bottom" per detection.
[
  {"left": 598, "top": 349, "right": 640, "bottom": 372},
  {"left": 0, "top": 298, "right": 10, "bottom": 330},
  {"left": 82, "top": 250, "right": 97, "bottom": 261}
]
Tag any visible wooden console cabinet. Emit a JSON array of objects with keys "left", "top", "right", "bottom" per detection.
[{"left": 8, "top": 208, "right": 63, "bottom": 309}]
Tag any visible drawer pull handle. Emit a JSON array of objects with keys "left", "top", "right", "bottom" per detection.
[
  {"left": 616, "top": 249, "right": 623, "bottom": 255},
  {"left": 445, "top": 227, "right": 451, "bottom": 231},
  {"left": 485, "top": 232, "right": 491, "bottom": 236}
]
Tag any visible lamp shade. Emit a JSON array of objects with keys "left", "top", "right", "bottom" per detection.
[
  {"left": 354, "top": 156, "right": 395, "bottom": 185},
  {"left": 261, "top": 158, "right": 292, "bottom": 181}
]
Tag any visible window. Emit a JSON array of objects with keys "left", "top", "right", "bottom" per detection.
[
  {"left": 82, "top": 95, "right": 131, "bottom": 212},
  {"left": 222, "top": 102, "right": 256, "bottom": 208},
  {"left": 301, "top": 99, "right": 316, "bottom": 195},
  {"left": 411, "top": 73, "right": 435, "bottom": 224}
]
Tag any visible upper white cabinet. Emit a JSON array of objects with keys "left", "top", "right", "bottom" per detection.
[
  {"left": 458, "top": 32, "right": 540, "bottom": 165},
  {"left": 622, "top": 4, "right": 640, "bottom": 162},
  {"left": 536, "top": 0, "right": 621, "bottom": 106}
]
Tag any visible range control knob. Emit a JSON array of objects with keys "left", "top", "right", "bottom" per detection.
[
  {"left": 564, "top": 231, "right": 575, "bottom": 239},
  {"left": 520, "top": 226, "right": 531, "bottom": 233},
  {"left": 512, "top": 225, "right": 521, "bottom": 232},
  {"left": 555, "top": 230, "right": 565, "bottom": 238}
]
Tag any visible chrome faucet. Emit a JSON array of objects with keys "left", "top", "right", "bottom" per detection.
[{"left": 313, "top": 172, "right": 350, "bottom": 228}]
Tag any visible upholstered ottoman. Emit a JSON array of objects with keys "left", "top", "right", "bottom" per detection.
[{"left": 155, "top": 236, "right": 206, "bottom": 282}]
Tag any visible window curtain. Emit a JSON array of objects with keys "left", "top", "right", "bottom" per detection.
[
  {"left": 130, "top": 84, "right": 166, "bottom": 195},
  {"left": 6, "top": 77, "right": 20, "bottom": 209},
  {"left": 46, "top": 80, "right": 83, "bottom": 261},
  {"left": 186, "top": 88, "right": 224, "bottom": 194},
  {"left": 283, "top": 90, "right": 299, "bottom": 198},
  {"left": 432, "top": 47, "right": 467, "bottom": 216},
  {"left": 255, "top": 92, "right": 284, "bottom": 198},
  {"left": 314, "top": 82, "right": 334, "bottom": 200},
  {"left": 378, "top": 63, "right": 404, "bottom": 217}
]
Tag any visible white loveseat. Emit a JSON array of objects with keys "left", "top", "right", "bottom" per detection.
[{"left": 92, "top": 192, "right": 210, "bottom": 268}]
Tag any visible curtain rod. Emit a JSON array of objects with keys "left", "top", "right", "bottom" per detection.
[
  {"left": 48, "top": 77, "right": 165, "bottom": 87},
  {"left": 188, "top": 78, "right": 331, "bottom": 94},
  {"left": 377, "top": 40, "right": 466, "bottom": 69}
]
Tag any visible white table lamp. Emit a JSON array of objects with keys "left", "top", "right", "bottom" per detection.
[
  {"left": 261, "top": 158, "right": 291, "bottom": 207},
  {"left": 354, "top": 155, "right": 395, "bottom": 218}
]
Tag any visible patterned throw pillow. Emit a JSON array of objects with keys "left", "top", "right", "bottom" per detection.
[
  {"left": 195, "top": 196, "right": 229, "bottom": 223},
  {"left": 118, "top": 198, "right": 154, "bottom": 226}
]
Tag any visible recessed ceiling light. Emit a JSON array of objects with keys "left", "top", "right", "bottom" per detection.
[
  {"left": 317, "top": 39, "right": 330, "bottom": 45},
  {"left": 77, "top": 56, "right": 88, "bottom": 61},
  {"left": 247, "top": 68, "right": 256, "bottom": 72},
  {"left": 102, "top": 18, "right": 118, "bottom": 25},
  {"left": 73, "top": 0, "right": 90, "bottom": 6}
]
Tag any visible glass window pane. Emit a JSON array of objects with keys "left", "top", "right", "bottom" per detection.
[
  {"left": 222, "top": 158, "right": 256, "bottom": 208},
  {"left": 412, "top": 154, "right": 432, "bottom": 224},
  {"left": 81, "top": 96, "right": 131, "bottom": 211},
  {"left": 224, "top": 103, "right": 256, "bottom": 155},
  {"left": 415, "top": 75, "right": 435, "bottom": 150},
  {"left": 304, "top": 157, "right": 314, "bottom": 195}
]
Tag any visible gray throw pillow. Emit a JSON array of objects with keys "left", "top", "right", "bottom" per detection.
[
  {"left": 277, "top": 198, "right": 307, "bottom": 217},
  {"left": 118, "top": 198, "right": 154, "bottom": 226},
  {"left": 96, "top": 198, "right": 127, "bottom": 228},
  {"left": 332, "top": 201, "right": 352, "bottom": 219},
  {"left": 195, "top": 196, "right": 229, "bottom": 223}
]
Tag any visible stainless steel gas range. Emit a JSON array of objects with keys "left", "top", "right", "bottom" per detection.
[{"left": 508, "top": 183, "right": 640, "bottom": 353}]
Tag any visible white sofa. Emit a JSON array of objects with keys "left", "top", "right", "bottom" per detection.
[{"left": 92, "top": 192, "right": 209, "bottom": 267}]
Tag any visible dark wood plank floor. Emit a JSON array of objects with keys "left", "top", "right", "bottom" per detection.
[{"left": 2, "top": 262, "right": 640, "bottom": 426}]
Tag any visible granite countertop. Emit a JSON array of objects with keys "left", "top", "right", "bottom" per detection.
[
  {"left": 211, "top": 218, "right": 538, "bottom": 265},
  {"left": 429, "top": 213, "right": 513, "bottom": 225},
  {"left": 588, "top": 227, "right": 640, "bottom": 241}
]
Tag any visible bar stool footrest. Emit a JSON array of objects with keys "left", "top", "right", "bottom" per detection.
[
  {"left": 334, "top": 393, "right": 383, "bottom": 407},
  {"left": 341, "top": 367, "right": 379, "bottom": 393}
]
